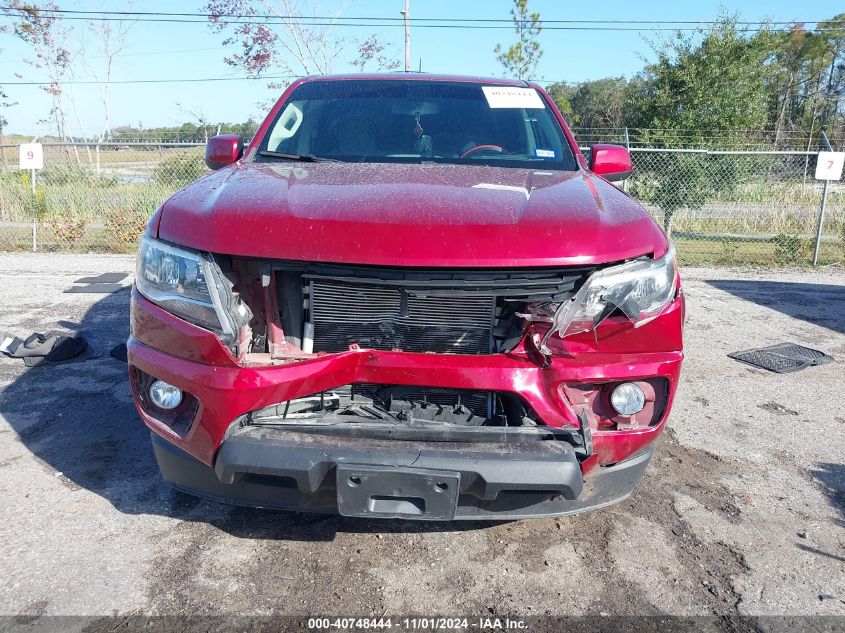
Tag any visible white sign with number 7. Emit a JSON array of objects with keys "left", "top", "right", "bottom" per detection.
[{"left": 815, "top": 151, "right": 844, "bottom": 181}]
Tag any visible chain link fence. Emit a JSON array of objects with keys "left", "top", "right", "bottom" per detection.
[
  {"left": 0, "top": 139, "right": 843, "bottom": 265},
  {"left": 570, "top": 127, "right": 845, "bottom": 152},
  {"left": 625, "top": 149, "right": 843, "bottom": 266},
  {"left": 0, "top": 142, "right": 207, "bottom": 254}
]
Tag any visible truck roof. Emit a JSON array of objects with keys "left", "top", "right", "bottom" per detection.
[{"left": 300, "top": 72, "right": 532, "bottom": 87}]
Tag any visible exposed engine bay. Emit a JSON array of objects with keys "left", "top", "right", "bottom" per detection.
[
  {"left": 225, "top": 258, "right": 598, "bottom": 361},
  {"left": 244, "top": 382, "right": 586, "bottom": 448},
  {"left": 195, "top": 256, "right": 673, "bottom": 442},
  {"left": 210, "top": 259, "right": 605, "bottom": 439},
  {"left": 250, "top": 383, "right": 530, "bottom": 427}
]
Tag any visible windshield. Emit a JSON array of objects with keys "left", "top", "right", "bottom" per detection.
[{"left": 256, "top": 79, "right": 578, "bottom": 171}]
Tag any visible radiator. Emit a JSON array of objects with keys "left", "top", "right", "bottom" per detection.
[{"left": 309, "top": 280, "right": 495, "bottom": 355}]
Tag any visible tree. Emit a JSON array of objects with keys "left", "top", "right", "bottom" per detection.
[
  {"left": 754, "top": 17, "right": 845, "bottom": 146},
  {"left": 0, "top": 25, "right": 17, "bottom": 159},
  {"left": 765, "top": 24, "right": 813, "bottom": 143},
  {"left": 0, "top": 85, "right": 17, "bottom": 164},
  {"left": 2, "top": 2, "right": 72, "bottom": 141},
  {"left": 630, "top": 16, "right": 772, "bottom": 144},
  {"left": 83, "top": 20, "right": 133, "bottom": 142},
  {"left": 204, "top": 0, "right": 396, "bottom": 79},
  {"left": 808, "top": 14, "right": 845, "bottom": 134},
  {"left": 106, "top": 119, "right": 259, "bottom": 142},
  {"left": 1, "top": 2, "right": 131, "bottom": 152},
  {"left": 545, "top": 82, "right": 575, "bottom": 120},
  {"left": 176, "top": 103, "right": 214, "bottom": 142},
  {"left": 494, "top": 0, "right": 542, "bottom": 80},
  {"left": 626, "top": 16, "right": 772, "bottom": 235},
  {"left": 204, "top": 0, "right": 342, "bottom": 77},
  {"left": 569, "top": 77, "right": 629, "bottom": 129},
  {"left": 204, "top": 0, "right": 399, "bottom": 101},
  {"left": 351, "top": 34, "right": 401, "bottom": 73}
]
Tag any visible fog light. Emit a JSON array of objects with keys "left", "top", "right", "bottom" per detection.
[
  {"left": 610, "top": 382, "right": 645, "bottom": 416},
  {"left": 149, "top": 379, "right": 182, "bottom": 410}
]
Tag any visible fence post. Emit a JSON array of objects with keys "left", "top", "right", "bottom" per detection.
[
  {"left": 812, "top": 132, "right": 834, "bottom": 266},
  {"left": 812, "top": 182, "right": 829, "bottom": 266},
  {"left": 622, "top": 127, "right": 630, "bottom": 192},
  {"left": 31, "top": 167, "right": 36, "bottom": 252},
  {"left": 95, "top": 144, "right": 100, "bottom": 176}
]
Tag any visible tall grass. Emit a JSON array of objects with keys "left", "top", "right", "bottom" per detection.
[{"left": 1, "top": 148, "right": 843, "bottom": 263}]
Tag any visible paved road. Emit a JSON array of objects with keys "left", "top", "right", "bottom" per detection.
[{"left": 0, "top": 254, "right": 843, "bottom": 630}]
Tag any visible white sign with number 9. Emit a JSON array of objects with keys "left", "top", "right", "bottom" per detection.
[{"left": 19, "top": 143, "right": 44, "bottom": 170}]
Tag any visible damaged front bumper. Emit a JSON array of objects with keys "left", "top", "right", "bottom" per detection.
[
  {"left": 151, "top": 427, "right": 654, "bottom": 520},
  {"left": 129, "top": 289, "right": 683, "bottom": 520}
]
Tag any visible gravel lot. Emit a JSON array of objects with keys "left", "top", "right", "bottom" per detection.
[{"left": 0, "top": 254, "right": 843, "bottom": 631}]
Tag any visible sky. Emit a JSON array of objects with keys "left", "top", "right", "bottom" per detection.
[{"left": 1, "top": 0, "right": 844, "bottom": 137}]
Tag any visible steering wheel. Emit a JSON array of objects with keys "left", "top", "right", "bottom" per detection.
[{"left": 460, "top": 144, "right": 510, "bottom": 159}]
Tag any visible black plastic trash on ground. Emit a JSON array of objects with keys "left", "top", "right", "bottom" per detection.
[
  {"left": 729, "top": 343, "right": 834, "bottom": 374},
  {"left": 0, "top": 330, "right": 89, "bottom": 367}
]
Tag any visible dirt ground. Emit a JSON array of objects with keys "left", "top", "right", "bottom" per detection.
[{"left": 0, "top": 254, "right": 842, "bottom": 632}]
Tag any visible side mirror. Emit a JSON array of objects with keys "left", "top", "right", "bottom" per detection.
[
  {"left": 589, "top": 144, "right": 632, "bottom": 182},
  {"left": 205, "top": 134, "right": 244, "bottom": 170}
]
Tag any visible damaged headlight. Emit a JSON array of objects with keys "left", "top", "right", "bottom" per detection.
[
  {"left": 135, "top": 236, "right": 235, "bottom": 340},
  {"left": 540, "top": 245, "right": 677, "bottom": 348}
]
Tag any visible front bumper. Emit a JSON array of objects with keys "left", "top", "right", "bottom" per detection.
[
  {"left": 129, "top": 290, "right": 683, "bottom": 520},
  {"left": 152, "top": 429, "right": 654, "bottom": 520}
]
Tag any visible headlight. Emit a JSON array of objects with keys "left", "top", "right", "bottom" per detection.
[
  {"left": 135, "top": 236, "right": 234, "bottom": 338},
  {"left": 540, "top": 245, "right": 677, "bottom": 347}
]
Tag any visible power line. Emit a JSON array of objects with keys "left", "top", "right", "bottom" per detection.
[
  {"left": 0, "top": 46, "right": 222, "bottom": 64},
  {"left": 2, "top": 69, "right": 844, "bottom": 87},
  {"left": 0, "top": 17, "right": 831, "bottom": 33},
  {"left": 1, "top": 6, "right": 843, "bottom": 26},
  {"left": 0, "top": 75, "right": 298, "bottom": 85},
  {"left": 0, "top": 8, "right": 842, "bottom": 32}
]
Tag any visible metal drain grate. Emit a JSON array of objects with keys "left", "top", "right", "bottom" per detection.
[{"left": 729, "top": 343, "right": 834, "bottom": 374}]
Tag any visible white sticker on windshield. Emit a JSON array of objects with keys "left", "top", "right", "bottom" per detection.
[{"left": 482, "top": 86, "right": 545, "bottom": 109}]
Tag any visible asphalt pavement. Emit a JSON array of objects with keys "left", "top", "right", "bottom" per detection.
[{"left": 0, "top": 253, "right": 843, "bottom": 631}]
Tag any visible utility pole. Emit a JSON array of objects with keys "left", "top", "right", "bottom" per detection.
[{"left": 401, "top": 0, "right": 411, "bottom": 72}]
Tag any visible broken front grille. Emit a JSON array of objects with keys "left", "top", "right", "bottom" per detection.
[
  {"left": 309, "top": 280, "right": 495, "bottom": 354},
  {"left": 264, "top": 261, "right": 597, "bottom": 356}
]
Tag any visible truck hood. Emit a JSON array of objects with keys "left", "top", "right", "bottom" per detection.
[{"left": 156, "top": 161, "right": 667, "bottom": 267}]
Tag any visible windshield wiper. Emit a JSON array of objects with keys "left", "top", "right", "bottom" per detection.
[{"left": 257, "top": 150, "right": 341, "bottom": 163}]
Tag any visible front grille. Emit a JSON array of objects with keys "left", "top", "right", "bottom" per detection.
[{"left": 310, "top": 280, "right": 495, "bottom": 354}]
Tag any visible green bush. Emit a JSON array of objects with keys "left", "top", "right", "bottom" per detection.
[
  {"left": 32, "top": 188, "right": 48, "bottom": 220},
  {"left": 840, "top": 220, "right": 845, "bottom": 257},
  {"left": 773, "top": 232, "right": 808, "bottom": 264},
  {"left": 50, "top": 209, "right": 88, "bottom": 246},
  {"left": 102, "top": 187, "right": 163, "bottom": 251},
  {"left": 719, "top": 238, "right": 739, "bottom": 263},
  {"left": 40, "top": 164, "right": 118, "bottom": 188},
  {"left": 103, "top": 206, "right": 150, "bottom": 252},
  {"left": 152, "top": 152, "right": 206, "bottom": 187}
]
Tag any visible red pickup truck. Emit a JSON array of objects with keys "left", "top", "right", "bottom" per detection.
[{"left": 128, "top": 74, "right": 684, "bottom": 520}]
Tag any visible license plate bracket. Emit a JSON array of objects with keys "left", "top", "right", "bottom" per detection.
[{"left": 336, "top": 464, "right": 460, "bottom": 520}]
